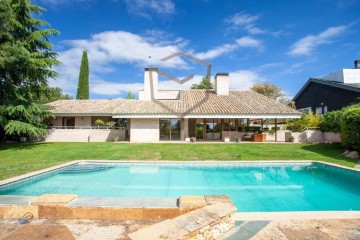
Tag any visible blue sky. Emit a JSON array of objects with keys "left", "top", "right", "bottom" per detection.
[{"left": 35, "top": 0, "right": 360, "bottom": 99}]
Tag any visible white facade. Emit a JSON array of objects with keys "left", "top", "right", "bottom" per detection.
[
  {"left": 130, "top": 118, "right": 159, "bottom": 142},
  {"left": 323, "top": 69, "right": 360, "bottom": 84},
  {"left": 215, "top": 73, "right": 229, "bottom": 96},
  {"left": 140, "top": 68, "right": 158, "bottom": 100}
]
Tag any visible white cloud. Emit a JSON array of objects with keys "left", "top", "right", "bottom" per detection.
[
  {"left": 123, "top": 0, "right": 175, "bottom": 18},
  {"left": 225, "top": 12, "right": 259, "bottom": 27},
  {"left": 194, "top": 36, "right": 262, "bottom": 60},
  {"left": 91, "top": 80, "right": 144, "bottom": 95},
  {"left": 50, "top": 30, "right": 189, "bottom": 95},
  {"left": 229, "top": 70, "right": 266, "bottom": 90},
  {"left": 224, "top": 12, "right": 265, "bottom": 35},
  {"left": 288, "top": 25, "right": 347, "bottom": 56},
  {"left": 87, "top": 69, "right": 265, "bottom": 97},
  {"left": 50, "top": 29, "right": 265, "bottom": 98}
]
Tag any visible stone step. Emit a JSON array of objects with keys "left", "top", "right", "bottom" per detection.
[{"left": 222, "top": 220, "right": 270, "bottom": 240}]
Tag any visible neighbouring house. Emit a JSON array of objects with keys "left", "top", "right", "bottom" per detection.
[
  {"left": 46, "top": 68, "right": 301, "bottom": 142},
  {"left": 293, "top": 60, "right": 360, "bottom": 114}
]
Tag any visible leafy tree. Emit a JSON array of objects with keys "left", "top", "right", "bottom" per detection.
[
  {"left": 251, "top": 82, "right": 284, "bottom": 101},
  {"left": 0, "top": 0, "right": 60, "bottom": 138},
  {"left": 286, "top": 112, "right": 320, "bottom": 132},
  {"left": 38, "top": 87, "right": 72, "bottom": 103},
  {"left": 76, "top": 50, "right": 89, "bottom": 99},
  {"left": 191, "top": 76, "right": 214, "bottom": 89},
  {"left": 126, "top": 91, "right": 135, "bottom": 99}
]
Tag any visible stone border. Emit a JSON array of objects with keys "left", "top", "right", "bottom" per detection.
[
  {"left": 129, "top": 196, "right": 237, "bottom": 240},
  {"left": 0, "top": 194, "right": 234, "bottom": 222}
]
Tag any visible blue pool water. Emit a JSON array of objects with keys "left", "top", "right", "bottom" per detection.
[{"left": 1, "top": 162, "right": 360, "bottom": 212}]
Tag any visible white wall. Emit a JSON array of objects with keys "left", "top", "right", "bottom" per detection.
[
  {"left": 141, "top": 69, "right": 158, "bottom": 100},
  {"left": 45, "top": 129, "right": 125, "bottom": 142},
  {"left": 75, "top": 116, "right": 91, "bottom": 127},
  {"left": 215, "top": 74, "right": 229, "bottom": 96},
  {"left": 51, "top": 117, "right": 62, "bottom": 126},
  {"left": 130, "top": 118, "right": 159, "bottom": 142},
  {"left": 343, "top": 69, "right": 360, "bottom": 84},
  {"left": 323, "top": 69, "right": 360, "bottom": 84}
]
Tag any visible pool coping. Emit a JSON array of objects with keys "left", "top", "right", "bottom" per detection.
[
  {"left": 1, "top": 160, "right": 360, "bottom": 188},
  {"left": 1, "top": 160, "right": 360, "bottom": 220}
]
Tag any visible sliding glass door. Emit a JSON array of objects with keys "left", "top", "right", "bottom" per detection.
[{"left": 159, "top": 119, "right": 181, "bottom": 141}]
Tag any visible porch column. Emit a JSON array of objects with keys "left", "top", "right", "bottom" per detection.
[
  {"left": 182, "top": 118, "right": 189, "bottom": 140},
  {"left": 275, "top": 118, "right": 278, "bottom": 142}
]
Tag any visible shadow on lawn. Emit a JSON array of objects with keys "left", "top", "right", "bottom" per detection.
[
  {"left": 0, "top": 142, "right": 50, "bottom": 151},
  {"left": 301, "top": 143, "right": 358, "bottom": 165}
]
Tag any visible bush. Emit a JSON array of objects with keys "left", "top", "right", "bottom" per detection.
[
  {"left": 95, "top": 119, "right": 105, "bottom": 126},
  {"left": 286, "top": 112, "right": 320, "bottom": 132},
  {"left": 340, "top": 107, "right": 360, "bottom": 151},
  {"left": 319, "top": 110, "right": 343, "bottom": 133}
]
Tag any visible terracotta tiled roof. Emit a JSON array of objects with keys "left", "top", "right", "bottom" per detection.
[{"left": 47, "top": 90, "right": 300, "bottom": 116}]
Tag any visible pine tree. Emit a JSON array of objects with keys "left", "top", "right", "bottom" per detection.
[
  {"left": 191, "top": 76, "right": 214, "bottom": 89},
  {"left": 0, "top": 0, "right": 60, "bottom": 138},
  {"left": 126, "top": 91, "right": 135, "bottom": 99},
  {"left": 76, "top": 50, "right": 89, "bottom": 99}
]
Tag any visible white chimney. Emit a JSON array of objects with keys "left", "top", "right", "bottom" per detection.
[
  {"left": 139, "top": 68, "right": 158, "bottom": 100},
  {"left": 215, "top": 73, "right": 229, "bottom": 96}
]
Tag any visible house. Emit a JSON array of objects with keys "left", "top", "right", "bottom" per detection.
[
  {"left": 293, "top": 60, "right": 360, "bottom": 114},
  {"left": 47, "top": 68, "right": 301, "bottom": 142}
]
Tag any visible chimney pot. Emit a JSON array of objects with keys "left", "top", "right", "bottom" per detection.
[{"left": 355, "top": 60, "right": 360, "bottom": 69}]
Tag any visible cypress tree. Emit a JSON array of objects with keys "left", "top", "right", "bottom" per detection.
[{"left": 76, "top": 50, "right": 89, "bottom": 99}]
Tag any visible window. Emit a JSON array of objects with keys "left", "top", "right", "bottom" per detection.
[
  {"left": 323, "top": 106, "right": 328, "bottom": 114},
  {"left": 315, "top": 107, "right": 322, "bottom": 115},
  {"left": 298, "top": 107, "right": 311, "bottom": 114},
  {"left": 159, "top": 119, "right": 181, "bottom": 141},
  {"left": 62, "top": 117, "right": 75, "bottom": 128}
]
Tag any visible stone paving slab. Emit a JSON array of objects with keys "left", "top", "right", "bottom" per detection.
[
  {"left": 31, "top": 194, "right": 77, "bottom": 206},
  {"left": 4, "top": 224, "right": 75, "bottom": 240},
  {"left": 0, "top": 223, "right": 22, "bottom": 239},
  {"left": 251, "top": 219, "right": 360, "bottom": 240},
  {"left": 69, "top": 197, "right": 178, "bottom": 208},
  {"left": 0, "top": 196, "right": 37, "bottom": 205}
]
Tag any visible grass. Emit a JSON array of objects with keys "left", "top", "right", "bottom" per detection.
[{"left": 0, "top": 142, "right": 358, "bottom": 181}]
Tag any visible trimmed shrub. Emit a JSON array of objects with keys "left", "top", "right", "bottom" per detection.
[
  {"left": 340, "top": 107, "right": 360, "bottom": 151},
  {"left": 95, "top": 119, "right": 105, "bottom": 126},
  {"left": 319, "top": 110, "right": 343, "bottom": 133}
]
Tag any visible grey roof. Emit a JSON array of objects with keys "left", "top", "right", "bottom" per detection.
[{"left": 293, "top": 78, "right": 360, "bottom": 101}]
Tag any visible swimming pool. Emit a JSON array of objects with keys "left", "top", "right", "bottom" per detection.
[{"left": 1, "top": 161, "right": 360, "bottom": 212}]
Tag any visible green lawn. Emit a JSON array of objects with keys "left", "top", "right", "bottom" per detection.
[{"left": 0, "top": 142, "right": 357, "bottom": 181}]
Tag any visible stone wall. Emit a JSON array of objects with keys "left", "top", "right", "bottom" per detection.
[
  {"left": 129, "top": 195, "right": 236, "bottom": 240},
  {"left": 45, "top": 129, "right": 125, "bottom": 142},
  {"left": 324, "top": 132, "right": 341, "bottom": 142},
  {"left": 291, "top": 130, "right": 339, "bottom": 143},
  {"left": 130, "top": 118, "right": 159, "bottom": 142}
]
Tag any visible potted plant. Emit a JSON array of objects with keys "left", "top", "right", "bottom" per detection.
[
  {"left": 289, "top": 136, "right": 295, "bottom": 142},
  {"left": 106, "top": 121, "right": 116, "bottom": 129},
  {"left": 190, "top": 136, "right": 196, "bottom": 143},
  {"left": 113, "top": 136, "right": 119, "bottom": 142},
  {"left": 95, "top": 119, "right": 105, "bottom": 129},
  {"left": 185, "top": 135, "right": 191, "bottom": 142},
  {"left": 235, "top": 136, "right": 241, "bottom": 143}
]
